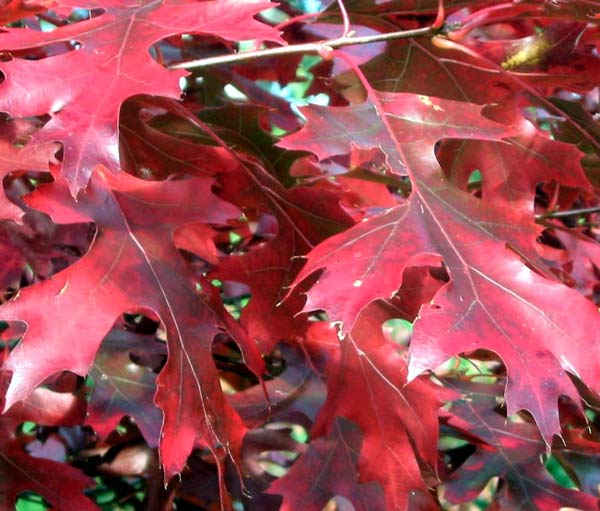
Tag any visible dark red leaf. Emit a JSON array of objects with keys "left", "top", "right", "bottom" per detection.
[
  {"left": 268, "top": 417, "right": 386, "bottom": 511},
  {"left": 286, "top": 89, "right": 600, "bottom": 443},
  {"left": 443, "top": 385, "right": 599, "bottom": 510},
  {"left": 0, "top": 167, "right": 246, "bottom": 479},
  {"left": 87, "top": 329, "right": 163, "bottom": 446},
  {"left": 0, "top": 0, "right": 282, "bottom": 192},
  {"left": 307, "top": 303, "right": 443, "bottom": 510}
]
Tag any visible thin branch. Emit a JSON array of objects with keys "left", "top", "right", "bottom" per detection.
[
  {"left": 168, "top": 25, "right": 435, "bottom": 70},
  {"left": 536, "top": 205, "right": 600, "bottom": 220}
]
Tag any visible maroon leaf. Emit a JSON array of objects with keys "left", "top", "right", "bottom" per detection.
[
  {"left": 0, "top": 167, "right": 246, "bottom": 479},
  {"left": 87, "top": 329, "right": 163, "bottom": 446},
  {"left": 443, "top": 386, "right": 599, "bottom": 510},
  {"left": 286, "top": 89, "right": 600, "bottom": 443},
  {"left": 0, "top": 119, "right": 58, "bottom": 221},
  {"left": 1, "top": 1, "right": 600, "bottom": 509},
  {"left": 213, "top": 151, "right": 354, "bottom": 352},
  {"left": 268, "top": 417, "right": 386, "bottom": 511},
  {"left": 308, "top": 303, "right": 443, "bottom": 510},
  {"left": 119, "top": 96, "right": 239, "bottom": 181},
  {"left": 0, "top": 0, "right": 283, "bottom": 192}
]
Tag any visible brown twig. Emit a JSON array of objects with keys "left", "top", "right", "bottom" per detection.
[
  {"left": 536, "top": 205, "right": 600, "bottom": 220},
  {"left": 168, "top": 25, "right": 435, "bottom": 70}
]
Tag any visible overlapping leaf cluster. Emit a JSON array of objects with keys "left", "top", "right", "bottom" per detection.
[{"left": 1, "top": 0, "right": 600, "bottom": 509}]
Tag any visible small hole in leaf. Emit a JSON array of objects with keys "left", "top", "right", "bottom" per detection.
[
  {"left": 468, "top": 169, "right": 482, "bottom": 185},
  {"left": 9, "top": 40, "right": 82, "bottom": 61},
  {"left": 67, "top": 8, "right": 105, "bottom": 22},
  {"left": 219, "top": 280, "right": 251, "bottom": 320},
  {"left": 20, "top": 421, "right": 37, "bottom": 434},
  {"left": 15, "top": 491, "right": 48, "bottom": 511},
  {"left": 467, "top": 169, "right": 483, "bottom": 198},
  {"left": 382, "top": 318, "right": 413, "bottom": 346}
]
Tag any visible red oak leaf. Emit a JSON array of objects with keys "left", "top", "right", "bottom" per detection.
[
  {"left": 285, "top": 89, "right": 600, "bottom": 443},
  {"left": 0, "top": 166, "right": 246, "bottom": 480},
  {"left": 226, "top": 343, "right": 324, "bottom": 428},
  {"left": 438, "top": 103, "right": 591, "bottom": 213},
  {"left": 1, "top": 370, "right": 85, "bottom": 427},
  {"left": 268, "top": 417, "right": 386, "bottom": 511},
  {"left": 556, "top": 429, "right": 600, "bottom": 497},
  {"left": 0, "top": 212, "right": 92, "bottom": 292},
  {"left": 307, "top": 303, "right": 443, "bottom": 510},
  {"left": 443, "top": 384, "right": 599, "bottom": 510},
  {"left": 119, "top": 96, "right": 239, "bottom": 181},
  {"left": 215, "top": 179, "right": 355, "bottom": 352},
  {"left": 554, "top": 230, "right": 600, "bottom": 298},
  {"left": 0, "top": 228, "right": 24, "bottom": 291},
  {"left": 204, "top": 105, "right": 355, "bottom": 352},
  {"left": 0, "top": 1, "right": 599, "bottom": 508},
  {"left": 0, "top": 120, "right": 59, "bottom": 221},
  {"left": 0, "top": 0, "right": 283, "bottom": 193}
]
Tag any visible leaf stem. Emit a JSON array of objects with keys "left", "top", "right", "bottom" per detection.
[
  {"left": 537, "top": 206, "right": 600, "bottom": 219},
  {"left": 337, "top": 0, "right": 351, "bottom": 37},
  {"left": 168, "top": 25, "right": 435, "bottom": 70},
  {"left": 274, "top": 12, "right": 320, "bottom": 31}
]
